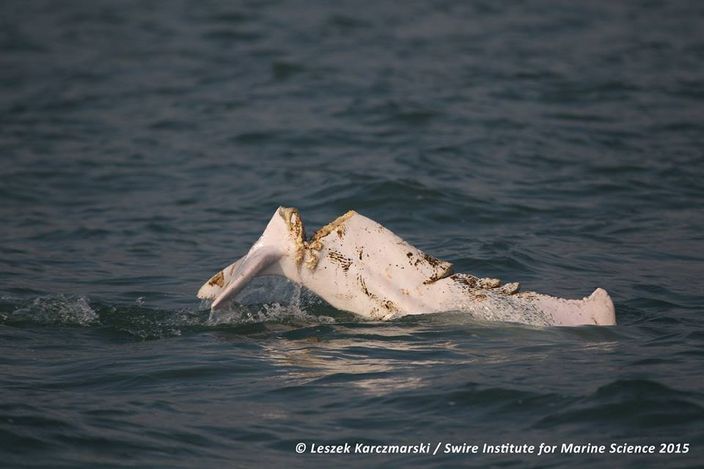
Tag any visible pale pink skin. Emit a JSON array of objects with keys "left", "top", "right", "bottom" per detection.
[{"left": 198, "top": 208, "right": 616, "bottom": 327}]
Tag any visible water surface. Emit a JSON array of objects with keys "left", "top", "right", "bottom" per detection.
[{"left": 1, "top": 0, "right": 703, "bottom": 467}]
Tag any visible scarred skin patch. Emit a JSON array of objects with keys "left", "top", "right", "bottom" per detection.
[
  {"left": 479, "top": 277, "right": 501, "bottom": 289},
  {"left": 499, "top": 282, "right": 520, "bottom": 295},
  {"left": 207, "top": 271, "right": 225, "bottom": 288},
  {"left": 279, "top": 207, "right": 306, "bottom": 265},
  {"left": 357, "top": 274, "right": 399, "bottom": 318},
  {"left": 279, "top": 208, "right": 357, "bottom": 271},
  {"left": 328, "top": 250, "right": 353, "bottom": 272},
  {"left": 423, "top": 263, "right": 454, "bottom": 284},
  {"left": 450, "top": 273, "right": 520, "bottom": 296},
  {"left": 310, "top": 210, "right": 356, "bottom": 243},
  {"left": 422, "top": 253, "right": 443, "bottom": 268},
  {"left": 357, "top": 275, "right": 375, "bottom": 300}
]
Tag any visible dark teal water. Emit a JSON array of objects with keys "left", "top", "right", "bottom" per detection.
[{"left": 1, "top": 1, "right": 703, "bottom": 467}]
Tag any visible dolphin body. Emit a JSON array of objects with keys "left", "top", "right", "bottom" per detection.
[{"left": 198, "top": 207, "right": 616, "bottom": 326}]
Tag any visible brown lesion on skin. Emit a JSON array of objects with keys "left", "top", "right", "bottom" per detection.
[
  {"left": 357, "top": 275, "right": 376, "bottom": 300},
  {"left": 422, "top": 253, "right": 443, "bottom": 268},
  {"left": 451, "top": 274, "right": 479, "bottom": 288},
  {"left": 207, "top": 270, "right": 225, "bottom": 288},
  {"left": 472, "top": 292, "right": 487, "bottom": 301},
  {"left": 357, "top": 274, "right": 399, "bottom": 317},
  {"left": 423, "top": 263, "right": 454, "bottom": 284},
  {"left": 479, "top": 277, "right": 501, "bottom": 289},
  {"left": 278, "top": 208, "right": 357, "bottom": 271},
  {"left": 450, "top": 273, "right": 520, "bottom": 296},
  {"left": 419, "top": 254, "right": 454, "bottom": 284},
  {"left": 405, "top": 250, "right": 454, "bottom": 284},
  {"left": 304, "top": 239, "right": 324, "bottom": 269},
  {"left": 279, "top": 207, "right": 307, "bottom": 266},
  {"left": 310, "top": 210, "right": 356, "bottom": 243},
  {"left": 328, "top": 250, "right": 353, "bottom": 272},
  {"left": 381, "top": 299, "right": 398, "bottom": 313},
  {"left": 498, "top": 282, "right": 520, "bottom": 295}
]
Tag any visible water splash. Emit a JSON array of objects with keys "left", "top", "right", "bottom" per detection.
[
  {"left": 206, "top": 283, "right": 336, "bottom": 326},
  {"left": 0, "top": 284, "right": 336, "bottom": 340},
  {"left": 3, "top": 295, "right": 98, "bottom": 326}
]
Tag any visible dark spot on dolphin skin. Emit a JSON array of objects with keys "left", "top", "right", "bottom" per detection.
[
  {"left": 358, "top": 247, "right": 364, "bottom": 260},
  {"left": 478, "top": 277, "right": 501, "bottom": 289},
  {"left": 357, "top": 275, "right": 398, "bottom": 315},
  {"left": 357, "top": 275, "right": 379, "bottom": 302},
  {"left": 328, "top": 250, "right": 353, "bottom": 272},
  {"left": 422, "top": 253, "right": 442, "bottom": 268},
  {"left": 451, "top": 273, "right": 518, "bottom": 298},
  {"left": 358, "top": 275, "right": 370, "bottom": 297},
  {"left": 309, "top": 210, "right": 355, "bottom": 243},
  {"left": 208, "top": 271, "right": 225, "bottom": 287},
  {"left": 451, "top": 274, "right": 479, "bottom": 289},
  {"left": 416, "top": 254, "right": 454, "bottom": 284},
  {"left": 369, "top": 307, "right": 384, "bottom": 320},
  {"left": 406, "top": 250, "right": 454, "bottom": 282},
  {"left": 423, "top": 264, "right": 455, "bottom": 284},
  {"left": 498, "top": 282, "right": 520, "bottom": 295}
]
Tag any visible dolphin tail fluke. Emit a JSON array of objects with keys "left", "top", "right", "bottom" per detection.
[
  {"left": 198, "top": 246, "right": 282, "bottom": 311},
  {"left": 197, "top": 257, "right": 244, "bottom": 300}
]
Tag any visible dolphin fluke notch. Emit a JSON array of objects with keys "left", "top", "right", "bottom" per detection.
[{"left": 197, "top": 207, "right": 616, "bottom": 326}]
